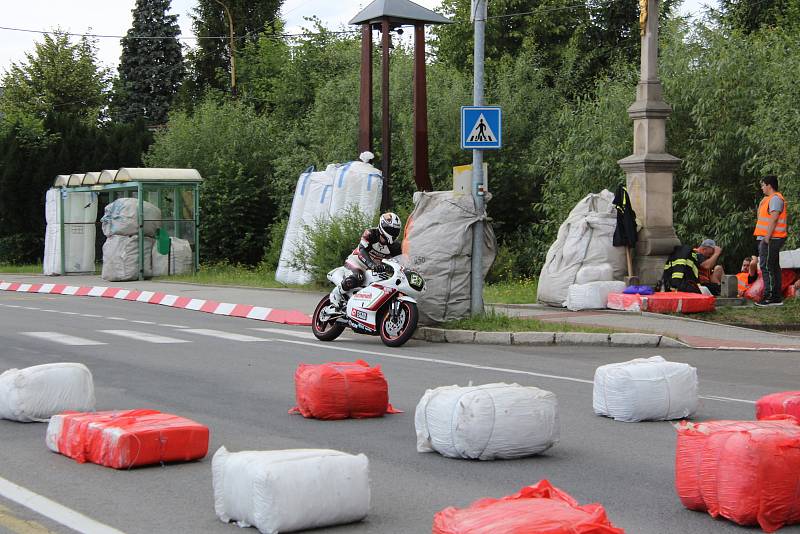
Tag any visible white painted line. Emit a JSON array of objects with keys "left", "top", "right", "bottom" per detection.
[
  {"left": 159, "top": 324, "right": 190, "bottom": 329},
  {"left": 159, "top": 294, "right": 179, "bottom": 306},
  {"left": 62, "top": 286, "right": 80, "bottom": 295},
  {"left": 38, "top": 309, "right": 59, "bottom": 313},
  {"left": 112, "top": 290, "right": 130, "bottom": 300},
  {"left": 700, "top": 395, "right": 756, "bottom": 404},
  {"left": 185, "top": 299, "right": 206, "bottom": 311},
  {"left": 18, "top": 284, "right": 31, "bottom": 292},
  {"left": 61, "top": 311, "right": 79, "bottom": 315},
  {"left": 22, "top": 307, "right": 40, "bottom": 310},
  {"left": 246, "top": 307, "right": 272, "bottom": 320},
  {"left": 38, "top": 284, "right": 55, "bottom": 293},
  {"left": 99, "top": 330, "right": 190, "bottom": 344},
  {"left": 106, "top": 317, "right": 126, "bottom": 321},
  {"left": 136, "top": 291, "right": 155, "bottom": 302},
  {"left": 21, "top": 332, "right": 106, "bottom": 346},
  {"left": 131, "top": 320, "right": 156, "bottom": 325},
  {"left": 0, "top": 475, "right": 125, "bottom": 534},
  {"left": 1, "top": 305, "right": 20, "bottom": 308},
  {"left": 213, "top": 303, "right": 236, "bottom": 315},
  {"left": 181, "top": 329, "right": 269, "bottom": 342},
  {"left": 80, "top": 314, "right": 102, "bottom": 318},
  {"left": 268, "top": 338, "right": 759, "bottom": 405},
  {"left": 251, "top": 327, "right": 321, "bottom": 340},
  {"left": 87, "top": 286, "right": 107, "bottom": 297}
]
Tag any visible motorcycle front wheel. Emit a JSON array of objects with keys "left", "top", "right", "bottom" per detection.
[
  {"left": 311, "top": 296, "right": 346, "bottom": 341},
  {"left": 379, "top": 300, "right": 419, "bottom": 347}
]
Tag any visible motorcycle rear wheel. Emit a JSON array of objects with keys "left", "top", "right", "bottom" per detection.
[
  {"left": 311, "top": 296, "right": 346, "bottom": 342},
  {"left": 379, "top": 300, "right": 418, "bottom": 347}
]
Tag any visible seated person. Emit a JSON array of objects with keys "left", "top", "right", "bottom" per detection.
[
  {"left": 736, "top": 255, "right": 758, "bottom": 296},
  {"left": 694, "top": 239, "right": 724, "bottom": 296}
]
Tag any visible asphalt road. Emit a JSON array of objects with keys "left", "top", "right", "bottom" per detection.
[{"left": 1, "top": 291, "right": 799, "bottom": 534}]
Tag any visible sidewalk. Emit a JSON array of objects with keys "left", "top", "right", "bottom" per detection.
[{"left": 1, "top": 273, "right": 799, "bottom": 351}]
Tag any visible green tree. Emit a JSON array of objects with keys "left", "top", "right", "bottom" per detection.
[
  {"left": 189, "top": 0, "right": 283, "bottom": 94},
  {"left": 719, "top": 0, "right": 799, "bottom": 33},
  {"left": 111, "top": 0, "right": 183, "bottom": 124},
  {"left": 0, "top": 32, "right": 108, "bottom": 130}
]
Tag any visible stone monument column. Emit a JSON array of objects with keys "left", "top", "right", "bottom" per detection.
[{"left": 618, "top": 0, "right": 681, "bottom": 284}]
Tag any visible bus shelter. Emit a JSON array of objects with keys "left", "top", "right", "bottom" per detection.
[{"left": 48, "top": 168, "right": 202, "bottom": 280}]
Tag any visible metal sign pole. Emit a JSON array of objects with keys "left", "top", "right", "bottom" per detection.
[{"left": 470, "top": 0, "right": 487, "bottom": 315}]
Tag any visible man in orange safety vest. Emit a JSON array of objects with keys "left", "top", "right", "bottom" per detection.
[{"left": 753, "top": 175, "right": 788, "bottom": 306}]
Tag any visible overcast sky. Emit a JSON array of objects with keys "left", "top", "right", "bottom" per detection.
[{"left": 0, "top": 0, "right": 715, "bottom": 75}]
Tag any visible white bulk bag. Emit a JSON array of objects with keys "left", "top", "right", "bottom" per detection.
[
  {"left": 102, "top": 235, "right": 153, "bottom": 281},
  {"left": 566, "top": 281, "right": 626, "bottom": 311},
  {"left": 415, "top": 383, "right": 559, "bottom": 460},
  {"left": 152, "top": 237, "right": 193, "bottom": 276},
  {"left": 0, "top": 363, "right": 95, "bottom": 422},
  {"left": 212, "top": 446, "right": 370, "bottom": 534},
  {"left": 538, "top": 191, "right": 627, "bottom": 307},
  {"left": 328, "top": 160, "right": 383, "bottom": 218},
  {"left": 593, "top": 356, "right": 698, "bottom": 422},
  {"left": 780, "top": 248, "right": 800, "bottom": 269},
  {"left": 575, "top": 262, "right": 615, "bottom": 284},
  {"left": 43, "top": 189, "right": 98, "bottom": 275},
  {"left": 100, "top": 198, "right": 161, "bottom": 237}
]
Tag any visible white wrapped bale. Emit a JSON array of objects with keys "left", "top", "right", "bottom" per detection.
[
  {"left": 100, "top": 198, "right": 161, "bottom": 237},
  {"left": 566, "top": 281, "right": 626, "bottom": 311},
  {"left": 0, "top": 363, "right": 95, "bottom": 422},
  {"left": 102, "top": 235, "right": 153, "bottom": 281},
  {"left": 593, "top": 356, "right": 698, "bottom": 422},
  {"left": 415, "top": 383, "right": 559, "bottom": 460},
  {"left": 152, "top": 237, "right": 193, "bottom": 276},
  {"left": 779, "top": 248, "right": 800, "bottom": 269},
  {"left": 212, "top": 446, "right": 370, "bottom": 534}
]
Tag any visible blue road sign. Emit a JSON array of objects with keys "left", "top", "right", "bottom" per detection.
[{"left": 461, "top": 106, "right": 502, "bottom": 149}]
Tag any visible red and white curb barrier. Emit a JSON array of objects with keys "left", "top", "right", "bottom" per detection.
[{"left": 0, "top": 282, "right": 312, "bottom": 326}]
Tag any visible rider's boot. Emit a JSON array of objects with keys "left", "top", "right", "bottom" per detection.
[{"left": 328, "top": 285, "right": 347, "bottom": 313}]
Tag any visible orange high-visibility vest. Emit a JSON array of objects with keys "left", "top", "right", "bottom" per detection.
[
  {"left": 754, "top": 192, "right": 788, "bottom": 238},
  {"left": 736, "top": 272, "right": 751, "bottom": 295}
]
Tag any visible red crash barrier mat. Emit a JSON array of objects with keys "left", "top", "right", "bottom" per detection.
[
  {"left": 432, "top": 480, "right": 624, "bottom": 534},
  {"left": 52, "top": 409, "right": 209, "bottom": 469},
  {"left": 756, "top": 392, "right": 800, "bottom": 420},
  {"left": 289, "top": 360, "right": 400, "bottom": 420},
  {"left": 675, "top": 418, "right": 800, "bottom": 532},
  {"left": 607, "top": 292, "right": 715, "bottom": 314}
]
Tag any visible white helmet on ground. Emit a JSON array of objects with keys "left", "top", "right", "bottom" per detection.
[{"left": 378, "top": 212, "right": 402, "bottom": 244}]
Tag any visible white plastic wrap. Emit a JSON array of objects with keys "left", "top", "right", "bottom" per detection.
[
  {"left": 780, "top": 248, "right": 800, "bottom": 269},
  {"left": 152, "top": 237, "right": 193, "bottom": 276},
  {"left": 43, "top": 189, "right": 98, "bottom": 275},
  {"left": 0, "top": 363, "right": 95, "bottom": 422},
  {"left": 537, "top": 191, "right": 627, "bottom": 307},
  {"left": 575, "top": 262, "right": 615, "bottom": 284},
  {"left": 212, "top": 446, "right": 370, "bottom": 534},
  {"left": 100, "top": 198, "right": 161, "bottom": 237},
  {"left": 593, "top": 356, "right": 698, "bottom": 422},
  {"left": 566, "top": 281, "right": 626, "bottom": 311},
  {"left": 414, "top": 383, "right": 559, "bottom": 460},
  {"left": 102, "top": 235, "right": 154, "bottom": 281}
]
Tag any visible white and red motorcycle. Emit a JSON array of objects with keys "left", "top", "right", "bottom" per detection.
[{"left": 311, "top": 258, "right": 425, "bottom": 347}]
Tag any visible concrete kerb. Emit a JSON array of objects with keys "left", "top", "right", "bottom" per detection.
[{"left": 415, "top": 327, "right": 686, "bottom": 348}]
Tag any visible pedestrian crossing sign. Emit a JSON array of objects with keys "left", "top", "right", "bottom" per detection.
[{"left": 461, "top": 106, "right": 502, "bottom": 149}]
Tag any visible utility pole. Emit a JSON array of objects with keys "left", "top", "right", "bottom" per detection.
[
  {"left": 214, "top": 0, "right": 237, "bottom": 96},
  {"left": 470, "top": 0, "right": 487, "bottom": 315}
]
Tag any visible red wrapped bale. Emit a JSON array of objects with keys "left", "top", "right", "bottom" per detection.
[
  {"left": 607, "top": 292, "right": 715, "bottom": 313},
  {"left": 756, "top": 391, "right": 800, "bottom": 420},
  {"left": 432, "top": 480, "right": 624, "bottom": 534},
  {"left": 46, "top": 409, "right": 209, "bottom": 469},
  {"left": 675, "top": 418, "right": 800, "bottom": 532},
  {"left": 290, "top": 360, "right": 400, "bottom": 420}
]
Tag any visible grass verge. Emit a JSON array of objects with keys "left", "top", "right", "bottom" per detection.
[
  {"left": 692, "top": 297, "right": 800, "bottom": 328},
  {"left": 440, "top": 311, "right": 617, "bottom": 334},
  {"left": 484, "top": 278, "right": 537, "bottom": 304},
  {"left": 0, "top": 263, "right": 42, "bottom": 274},
  {"left": 160, "top": 263, "right": 318, "bottom": 291}
]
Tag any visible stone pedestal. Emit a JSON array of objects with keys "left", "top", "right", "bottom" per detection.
[{"left": 617, "top": 0, "right": 681, "bottom": 285}]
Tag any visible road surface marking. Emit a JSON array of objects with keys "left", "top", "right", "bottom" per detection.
[
  {"left": 99, "top": 330, "right": 190, "bottom": 344},
  {"left": 181, "top": 329, "right": 269, "bottom": 342},
  {"left": 131, "top": 320, "right": 156, "bottom": 325},
  {"left": 0, "top": 476, "right": 124, "bottom": 534},
  {"left": 268, "top": 338, "right": 758, "bottom": 404},
  {"left": 21, "top": 332, "right": 106, "bottom": 346},
  {"left": 251, "top": 327, "right": 320, "bottom": 340},
  {"left": 79, "top": 314, "right": 102, "bottom": 318},
  {"left": 105, "top": 317, "right": 126, "bottom": 321},
  {"left": 160, "top": 324, "right": 190, "bottom": 328}
]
